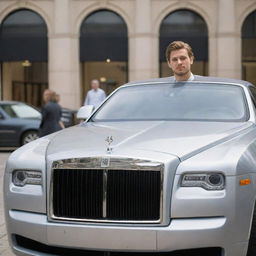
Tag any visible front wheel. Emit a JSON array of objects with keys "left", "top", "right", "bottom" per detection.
[
  {"left": 21, "top": 131, "right": 39, "bottom": 145},
  {"left": 247, "top": 205, "right": 256, "bottom": 255}
]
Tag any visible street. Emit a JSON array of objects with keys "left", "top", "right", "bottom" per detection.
[{"left": 0, "top": 151, "right": 15, "bottom": 256}]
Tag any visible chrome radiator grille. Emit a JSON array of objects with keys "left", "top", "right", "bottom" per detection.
[
  {"left": 50, "top": 158, "right": 163, "bottom": 223},
  {"left": 107, "top": 170, "right": 160, "bottom": 220},
  {"left": 53, "top": 169, "right": 103, "bottom": 219}
]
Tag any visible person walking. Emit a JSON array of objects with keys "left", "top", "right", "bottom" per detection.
[
  {"left": 39, "top": 89, "right": 64, "bottom": 137},
  {"left": 84, "top": 79, "right": 106, "bottom": 108}
]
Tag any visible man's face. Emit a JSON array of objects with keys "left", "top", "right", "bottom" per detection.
[
  {"left": 43, "top": 90, "right": 51, "bottom": 103},
  {"left": 167, "top": 48, "right": 194, "bottom": 77},
  {"left": 91, "top": 80, "right": 100, "bottom": 90}
]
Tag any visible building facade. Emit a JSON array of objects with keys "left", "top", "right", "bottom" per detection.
[{"left": 0, "top": 0, "right": 255, "bottom": 109}]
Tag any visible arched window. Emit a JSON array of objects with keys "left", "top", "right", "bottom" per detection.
[
  {"left": 159, "top": 9, "right": 208, "bottom": 77},
  {"left": 0, "top": 9, "right": 48, "bottom": 106},
  {"left": 242, "top": 10, "right": 256, "bottom": 85},
  {"left": 80, "top": 10, "right": 128, "bottom": 98}
]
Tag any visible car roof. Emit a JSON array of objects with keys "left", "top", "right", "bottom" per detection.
[
  {"left": 124, "top": 76, "right": 254, "bottom": 87},
  {"left": 0, "top": 100, "right": 26, "bottom": 105}
]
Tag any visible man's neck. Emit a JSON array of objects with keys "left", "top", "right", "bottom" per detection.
[{"left": 174, "top": 72, "right": 192, "bottom": 81}]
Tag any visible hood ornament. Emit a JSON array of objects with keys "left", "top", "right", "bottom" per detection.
[
  {"left": 101, "top": 136, "right": 113, "bottom": 167},
  {"left": 106, "top": 136, "right": 113, "bottom": 153}
]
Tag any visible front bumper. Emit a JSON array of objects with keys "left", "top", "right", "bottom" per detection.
[{"left": 7, "top": 210, "right": 248, "bottom": 256}]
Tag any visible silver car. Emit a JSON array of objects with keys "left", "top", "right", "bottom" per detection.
[{"left": 4, "top": 77, "right": 256, "bottom": 256}]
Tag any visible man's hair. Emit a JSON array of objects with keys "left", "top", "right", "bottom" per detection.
[
  {"left": 44, "top": 89, "right": 56, "bottom": 102},
  {"left": 91, "top": 79, "right": 100, "bottom": 84},
  {"left": 165, "top": 41, "right": 194, "bottom": 62}
]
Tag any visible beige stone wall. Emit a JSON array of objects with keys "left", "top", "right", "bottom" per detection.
[{"left": 0, "top": 0, "right": 255, "bottom": 108}]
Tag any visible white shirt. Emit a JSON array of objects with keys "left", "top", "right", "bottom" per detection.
[
  {"left": 174, "top": 73, "right": 195, "bottom": 82},
  {"left": 84, "top": 88, "right": 106, "bottom": 108},
  {"left": 188, "top": 73, "right": 195, "bottom": 81}
]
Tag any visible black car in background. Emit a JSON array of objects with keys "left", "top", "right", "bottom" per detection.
[
  {"left": 61, "top": 107, "right": 77, "bottom": 128},
  {"left": 0, "top": 101, "right": 76, "bottom": 147}
]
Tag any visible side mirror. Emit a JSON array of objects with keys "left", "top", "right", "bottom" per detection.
[{"left": 76, "top": 105, "right": 94, "bottom": 120}]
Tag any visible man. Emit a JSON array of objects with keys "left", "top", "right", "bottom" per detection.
[
  {"left": 166, "top": 41, "right": 197, "bottom": 81},
  {"left": 84, "top": 79, "right": 106, "bottom": 108}
]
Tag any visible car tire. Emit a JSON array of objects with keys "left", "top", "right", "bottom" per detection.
[
  {"left": 247, "top": 205, "right": 256, "bottom": 255},
  {"left": 21, "top": 131, "right": 39, "bottom": 145}
]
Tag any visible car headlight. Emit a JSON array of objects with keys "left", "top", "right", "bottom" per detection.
[
  {"left": 181, "top": 173, "right": 225, "bottom": 190},
  {"left": 12, "top": 170, "right": 42, "bottom": 187}
]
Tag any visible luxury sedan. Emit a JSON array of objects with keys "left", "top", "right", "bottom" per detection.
[{"left": 4, "top": 77, "right": 256, "bottom": 256}]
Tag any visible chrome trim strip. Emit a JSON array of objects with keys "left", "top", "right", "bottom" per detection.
[
  {"left": 48, "top": 217, "right": 162, "bottom": 224},
  {"left": 103, "top": 169, "right": 108, "bottom": 218},
  {"left": 0, "top": 130, "right": 16, "bottom": 134},
  {"left": 52, "top": 157, "right": 163, "bottom": 171},
  {"left": 49, "top": 169, "right": 55, "bottom": 220},
  {"left": 49, "top": 157, "right": 164, "bottom": 224}
]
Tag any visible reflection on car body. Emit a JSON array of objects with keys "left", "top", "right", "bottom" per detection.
[{"left": 4, "top": 77, "right": 256, "bottom": 256}]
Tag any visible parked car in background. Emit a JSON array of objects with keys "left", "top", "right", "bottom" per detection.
[
  {"left": 4, "top": 77, "right": 256, "bottom": 256},
  {"left": 0, "top": 101, "right": 41, "bottom": 146},
  {"left": 0, "top": 101, "right": 76, "bottom": 147},
  {"left": 61, "top": 107, "right": 77, "bottom": 127}
]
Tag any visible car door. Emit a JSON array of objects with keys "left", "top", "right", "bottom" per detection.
[{"left": 0, "top": 108, "right": 20, "bottom": 146}]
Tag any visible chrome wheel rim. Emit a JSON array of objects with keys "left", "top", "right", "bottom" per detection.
[{"left": 23, "top": 133, "right": 39, "bottom": 144}]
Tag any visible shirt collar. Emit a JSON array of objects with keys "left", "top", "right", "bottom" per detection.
[
  {"left": 188, "top": 73, "right": 195, "bottom": 81},
  {"left": 174, "top": 72, "right": 194, "bottom": 82}
]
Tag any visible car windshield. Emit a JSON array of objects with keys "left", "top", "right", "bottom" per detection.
[
  {"left": 91, "top": 82, "right": 248, "bottom": 122},
  {"left": 1, "top": 103, "right": 41, "bottom": 119}
]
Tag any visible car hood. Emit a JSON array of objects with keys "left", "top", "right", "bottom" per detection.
[{"left": 46, "top": 121, "right": 254, "bottom": 161}]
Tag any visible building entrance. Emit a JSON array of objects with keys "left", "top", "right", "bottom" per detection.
[
  {"left": 242, "top": 11, "right": 256, "bottom": 85},
  {"left": 80, "top": 10, "right": 128, "bottom": 102},
  {"left": 159, "top": 9, "right": 208, "bottom": 77},
  {"left": 0, "top": 9, "right": 48, "bottom": 107}
]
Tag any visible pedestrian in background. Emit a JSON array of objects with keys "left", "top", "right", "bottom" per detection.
[
  {"left": 39, "top": 89, "right": 64, "bottom": 137},
  {"left": 84, "top": 79, "right": 106, "bottom": 108}
]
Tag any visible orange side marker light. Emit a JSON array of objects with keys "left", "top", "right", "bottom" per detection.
[{"left": 240, "top": 179, "right": 251, "bottom": 186}]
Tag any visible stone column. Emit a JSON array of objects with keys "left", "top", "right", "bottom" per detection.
[
  {"left": 129, "top": 0, "right": 158, "bottom": 81},
  {"left": 215, "top": 0, "right": 241, "bottom": 79},
  {"left": 208, "top": 35, "right": 217, "bottom": 77},
  {"left": 48, "top": 0, "right": 80, "bottom": 109}
]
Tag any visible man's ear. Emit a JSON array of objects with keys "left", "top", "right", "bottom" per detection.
[
  {"left": 190, "top": 56, "right": 194, "bottom": 65},
  {"left": 167, "top": 60, "right": 172, "bottom": 69}
]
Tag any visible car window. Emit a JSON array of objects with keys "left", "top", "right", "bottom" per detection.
[
  {"left": 249, "top": 86, "right": 256, "bottom": 108},
  {"left": 1, "top": 103, "right": 41, "bottom": 119},
  {"left": 0, "top": 110, "right": 4, "bottom": 119},
  {"left": 91, "top": 83, "right": 248, "bottom": 122}
]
